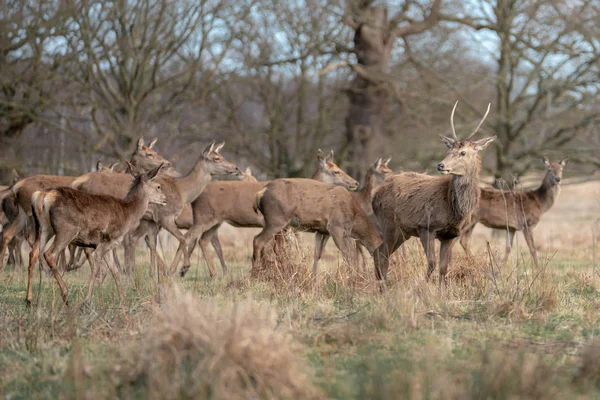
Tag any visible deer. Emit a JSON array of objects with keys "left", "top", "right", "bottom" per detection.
[
  {"left": 72, "top": 141, "right": 240, "bottom": 277},
  {"left": 459, "top": 157, "right": 569, "bottom": 267},
  {"left": 26, "top": 163, "right": 166, "bottom": 312},
  {"left": 252, "top": 155, "right": 388, "bottom": 293},
  {"left": 372, "top": 101, "right": 496, "bottom": 288},
  {"left": 1, "top": 169, "right": 23, "bottom": 267},
  {"left": 173, "top": 150, "right": 356, "bottom": 278},
  {"left": 0, "top": 137, "right": 172, "bottom": 272}
]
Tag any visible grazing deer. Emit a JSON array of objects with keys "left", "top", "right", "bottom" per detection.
[
  {"left": 174, "top": 150, "right": 354, "bottom": 277},
  {"left": 252, "top": 154, "right": 387, "bottom": 292},
  {"left": 372, "top": 101, "right": 496, "bottom": 287},
  {"left": 460, "top": 157, "right": 569, "bottom": 267},
  {"left": 26, "top": 163, "right": 166, "bottom": 311},
  {"left": 73, "top": 141, "right": 239, "bottom": 276},
  {"left": 0, "top": 137, "right": 171, "bottom": 272}
]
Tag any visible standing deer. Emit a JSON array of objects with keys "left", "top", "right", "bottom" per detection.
[
  {"left": 460, "top": 157, "right": 568, "bottom": 267},
  {"left": 252, "top": 155, "right": 387, "bottom": 293},
  {"left": 0, "top": 137, "right": 172, "bottom": 272},
  {"left": 73, "top": 141, "right": 239, "bottom": 276},
  {"left": 174, "top": 150, "right": 355, "bottom": 277},
  {"left": 372, "top": 101, "right": 496, "bottom": 287},
  {"left": 26, "top": 163, "right": 166, "bottom": 312}
]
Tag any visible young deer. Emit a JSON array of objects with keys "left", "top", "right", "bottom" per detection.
[
  {"left": 460, "top": 157, "right": 568, "bottom": 267},
  {"left": 0, "top": 137, "right": 171, "bottom": 271},
  {"left": 252, "top": 154, "right": 385, "bottom": 292},
  {"left": 175, "top": 150, "right": 356, "bottom": 277},
  {"left": 372, "top": 101, "right": 496, "bottom": 287},
  {"left": 26, "top": 163, "right": 166, "bottom": 312},
  {"left": 73, "top": 141, "right": 239, "bottom": 276}
]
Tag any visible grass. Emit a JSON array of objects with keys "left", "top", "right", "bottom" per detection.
[{"left": 1, "top": 227, "right": 600, "bottom": 399}]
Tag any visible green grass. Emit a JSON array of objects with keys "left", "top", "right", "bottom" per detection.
[{"left": 1, "top": 243, "right": 600, "bottom": 399}]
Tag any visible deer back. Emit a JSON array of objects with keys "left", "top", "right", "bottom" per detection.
[{"left": 13, "top": 175, "right": 76, "bottom": 214}]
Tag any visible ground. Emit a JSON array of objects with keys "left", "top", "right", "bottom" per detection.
[{"left": 0, "top": 181, "right": 599, "bottom": 399}]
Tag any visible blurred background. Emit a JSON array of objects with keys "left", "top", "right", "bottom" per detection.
[{"left": 1, "top": 0, "right": 599, "bottom": 185}]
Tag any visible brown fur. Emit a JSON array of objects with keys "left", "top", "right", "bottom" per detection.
[
  {"left": 372, "top": 102, "right": 496, "bottom": 287},
  {"left": 26, "top": 164, "right": 166, "bottom": 311},
  {"left": 460, "top": 158, "right": 568, "bottom": 266},
  {"left": 251, "top": 156, "right": 384, "bottom": 292}
]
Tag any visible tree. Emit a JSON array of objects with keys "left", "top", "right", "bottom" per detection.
[
  {"left": 341, "top": 0, "right": 442, "bottom": 181},
  {"left": 441, "top": 0, "right": 600, "bottom": 182}
]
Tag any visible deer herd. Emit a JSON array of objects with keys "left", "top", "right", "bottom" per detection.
[{"left": 0, "top": 101, "right": 569, "bottom": 310}]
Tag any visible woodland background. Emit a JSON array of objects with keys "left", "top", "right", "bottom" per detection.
[{"left": 1, "top": 0, "right": 599, "bottom": 184}]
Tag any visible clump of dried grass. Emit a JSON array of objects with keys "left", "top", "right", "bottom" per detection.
[{"left": 121, "top": 288, "right": 320, "bottom": 399}]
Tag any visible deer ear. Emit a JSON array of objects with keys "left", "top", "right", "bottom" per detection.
[
  {"left": 326, "top": 150, "right": 334, "bottom": 163},
  {"left": 126, "top": 161, "right": 140, "bottom": 177},
  {"left": 96, "top": 160, "right": 104, "bottom": 171},
  {"left": 384, "top": 157, "right": 391, "bottom": 166},
  {"left": 439, "top": 135, "right": 455, "bottom": 149},
  {"left": 203, "top": 141, "right": 216, "bottom": 158},
  {"left": 145, "top": 163, "right": 163, "bottom": 181},
  {"left": 472, "top": 135, "right": 496, "bottom": 151},
  {"left": 214, "top": 142, "right": 225, "bottom": 153},
  {"left": 149, "top": 138, "right": 158, "bottom": 149},
  {"left": 11, "top": 169, "right": 20, "bottom": 183},
  {"left": 317, "top": 149, "right": 326, "bottom": 167},
  {"left": 136, "top": 137, "right": 145, "bottom": 153},
  {"left": 542, "top": 156, "right": 550, "bottom": 167},
  {"left": 374, "top": 158, "right": 382, "bottom": 169},
  {"left": 244, "top": 167, "right": 252, "bottom": 175},
  {"left": 109, "top": 162, "right": 120, "bottom": 171},
  {"left": 560, "top": 158, "right": 569, "bottom": 167}
]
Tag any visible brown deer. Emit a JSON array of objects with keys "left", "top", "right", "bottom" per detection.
[
  {"left": 174, "top": 150, "right": 355, "bottom": 277},
  {"left": 72, "top": 141, "right": 239, "bottom": 276},
  {"left": 459, "top": 157, "right": 568, "bottom": 267},
  {"left": 26, "top": 163, "right": 166, "bottom": 311},
  {"left": 1, "top": 170, "right": 23, "bottom": 267},
  {"left": 372, "top": 101, "right": 496, "bottom": 287},
  {"left": 0, "top": 137, "right": 172, "bottom": 271},
  {"left": 252, "top": 155, "right": 387, "bottom": 292}
]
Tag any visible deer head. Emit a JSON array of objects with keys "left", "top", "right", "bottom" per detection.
[
  {"left": 542, "top": 157, "right": 569, "bottom": 186},
  {"left": 437, "top": 102, "right": 496, "bottom": 176},
  {"left": 11, "top": 169, "right": 20, "bottom": 185},
  {"left": 371, "top": 157, "right": 393, "bottom": 186},
  {"left": 96, "top": 160, "right": 120, "bottom": 173},
  {"left": 316, "top": 149, "right": 359, "bottom": 190},
  {"left": 126, "top": 161, "right": 167, "bottom": 206},
  {"left": 130, "top": 137, "right": 176, "bottom": 175},
  {"left": 202, "top": 141, "right": 240, "bottom": 176},
  {"left": 238, "top": 167, "right": 258, "bottom": 183}
]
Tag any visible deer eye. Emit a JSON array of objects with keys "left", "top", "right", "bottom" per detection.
[
  {"left": 147, "top": 153, "right": 154, "bottom": 158},
  {"left": 334, "top": 170, "right": 340, "bottom": 174},
  {"left": 460, "top": 151, "right": 467, "bottom": 156}
]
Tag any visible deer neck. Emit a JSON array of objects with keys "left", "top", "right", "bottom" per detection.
[
  {"left": 534, "top": 178, "right": 560, "bottom": 213},
  {"left": 123, "top": 180, "right": 151, "bottom": 224},
  {"left": 449, "top": 165, "right": 481, "bottom": 222},
  {"left": 311, "top": 169, "right": 329, "bottom": 183},
  {"left": 174, "top": 156, "right": 211, "bottom": 204},
  {"left": 356, "top": 170, "right": 378, "bottom": 215}
]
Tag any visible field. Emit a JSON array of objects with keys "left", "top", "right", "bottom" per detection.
[{"left": 1, "top": 181, "right": 600, "bottom": 399}]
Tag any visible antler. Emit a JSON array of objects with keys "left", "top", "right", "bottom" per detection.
[
  {"left": 465, "top": 103, "right": 491, "bottom": 140},
  {"left": 450, "top": 101, "right": 459, "bottom": 140}
]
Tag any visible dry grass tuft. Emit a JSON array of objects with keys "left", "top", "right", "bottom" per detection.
[{"left": 121, "top": 288, "right": 320, "bottom": 399}]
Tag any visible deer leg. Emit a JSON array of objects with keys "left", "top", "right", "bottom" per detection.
[
  {"left": 159, "top": 217, "right": 188, "bottom": 274},
  {"left": 312, "top": 232, "right": 330, "bottom": 295},
  {"left": 26, "top": 225, "right": 52, "bottom": 305},
  {"left": 145, "top": 229, "right": 159, "bottom": 278},
  {"left": 503, "top": 229, "right": 516, "bottom": 265},
  {"left": 373, "top": 226, "right": 404, "bottom": 289},
  {"left": 171, "top": 221, "right": 210, "bottom": 276},
  {"left": 102, "top": 248, "right": 126, "bottom": 314},
  {"left": 522, "top": 226, "right": 539, "bottom": 268},
  {"left": 0, "top": 207, "right": 27, "bottom": 271},
  {"left": 207, "top": 225, "right": 228, "bottom": 274},
  {"left": 460, "top": 223, "right": 476, "bottom": 257},
  {"left": 43, "top": 231, "right": 75, "bottom": 305},
  {"left": 252, "top": 224, "right": 287, "bottom": 275},
  {"left": 418, "top": 228, "right": 437, "bottom": 280},
  {"left": 439, "top": 238, "right": 457, "bottom": 287}
]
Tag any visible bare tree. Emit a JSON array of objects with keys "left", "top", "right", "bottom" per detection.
[
  {"left": 441, "top": 0, "right": 600, "bottom": 182},
  {"left": 61, "top": 0, "right": 253, "bottom": 160},
  {"left": 341, "top": 0, "right": 442, "bottom": 181}
]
